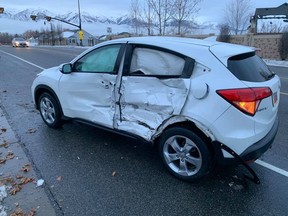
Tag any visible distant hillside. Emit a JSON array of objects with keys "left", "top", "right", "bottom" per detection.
[
  {"left": 0, "top": 8, "right": 217, "bottom": 35},
  {"left": 1, "top": 8, "right": 131, "bottom": 25}
]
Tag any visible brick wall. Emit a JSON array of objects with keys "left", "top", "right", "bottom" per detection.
[
  {"left": 183, "top": 33, "right": 283, "bottom": 60},
  {"left": 229, "top": 34, "right": 282, "bottom": 60}
]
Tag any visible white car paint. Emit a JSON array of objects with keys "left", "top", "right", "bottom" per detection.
[
  {"left": 31, "top": 36, "right": 280, "bottom": 162},
  {"left": 117, "top": 76, "right": 190, "bottom": 139},
  {"left": 59, "top": 72, "right": 117, "bottom": 128}
]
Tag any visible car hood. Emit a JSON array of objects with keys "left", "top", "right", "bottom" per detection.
[
  {"left": 39, "top": 66, "right": 61, "bottom": 75},
  {"left": 37, "top": 66, "right": 63, "bottom": 82}
]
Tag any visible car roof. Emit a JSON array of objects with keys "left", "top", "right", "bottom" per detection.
[
  {"left": 99, "top": 36, "right": 255, "bottom": 66},
  {"left": 107, "top": 36, "right": 216, "bottom": 49}
]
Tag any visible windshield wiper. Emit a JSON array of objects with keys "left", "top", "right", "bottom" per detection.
[
  {"left": 260, "top": 71, "right": 275, "bottom": 80},
  {"left": 267, "top": 73, "right": 275, "bottom": 79}
]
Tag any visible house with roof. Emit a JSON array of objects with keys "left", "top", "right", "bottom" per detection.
[{"left": 61, "top": 29, "right": 95, "bottom": 46}]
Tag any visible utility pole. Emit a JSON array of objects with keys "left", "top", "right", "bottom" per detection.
[
  {"left": 78, "top": 0, "right": 83, "bottom": 46},
  {"left": 30, "top": 0, "right": 83, "bottom": 46}
]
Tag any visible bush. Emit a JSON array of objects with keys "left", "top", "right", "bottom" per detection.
[{"left": 217, "top": 24, "right": 231, "bottom": 43}]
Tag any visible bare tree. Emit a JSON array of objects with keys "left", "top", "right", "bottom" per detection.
[
  {"left": 224, "top": 0, "right": 253, "bottom": 35},
  {"left": 57, "top": 24, "right": 63, "bottom": 45},
  {"left": 129, "top": 0, "right": 201, "bottom": 35},
  {"left": 50, "top": 23, "right": 56, "bottom": 45},
  {"left": 23, "top": 30, "right": 38, "bottom": 40},
  {"left": 148, "top": 0, "right": 174, "bottom": 35},
  {"left": 0, "top": 32, "right": 14, "bottom": 44},
  {"left": 162, "top": 0, "right": 173, "bottom": 35},
  {"left": 142, "top": 0, "right": 155, "bottom": 35},
  {"left": 130, "top": 0, "right": 141, "bottom": 35},
  {"left": 258, "top": 20, "right": 286, "bottom": 34},
  {"left": 171, "top": 0, "right": 202, "bottom": 35},
  {"left": 130, "top": 0, "right": 154, "bottom": 35},
  {"left": 39, "top": 27, "right": 48, "bottom": 45}
]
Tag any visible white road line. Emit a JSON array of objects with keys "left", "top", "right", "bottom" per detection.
[
  {"left": 281, "top": 92, "right": 288, "bottom": 96},
  {"left": 0, "top": 50, "right": 45, "bottom": 70},
  {"left": 255, "top": 160, "right": 288, "bottom": 177}
]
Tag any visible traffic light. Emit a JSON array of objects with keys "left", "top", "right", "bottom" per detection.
[
  {"left": 45, "top": 16, "right": 52, "bottom": 21},
  {"left": 78, "top": 30, "right": 83, "bottom": 40},
  {"left": 0, "top": 7, "right": 4, "bottom": 14},
  {"left": 30, "top": 15, "right": 37, "bottom": 21}
]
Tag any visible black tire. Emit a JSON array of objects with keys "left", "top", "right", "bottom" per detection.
[
  {"left": 158, "top": 127, "right": 212, "bottom": 182},
  {"left": 38, "top": 92, "right": 63, "bottom": 128}
]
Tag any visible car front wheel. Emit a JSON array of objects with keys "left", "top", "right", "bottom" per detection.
[
  {"left": 159, "top": 127, "right": 212, "bottom": 182},
  {"left": 38, "top": 92, "right": 62, "bottom": 128}
]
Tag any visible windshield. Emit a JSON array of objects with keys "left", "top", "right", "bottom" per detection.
[
  {"left": 15, "top": 38, "right": 25, "bottom": 41},
  {"left": 227, "top": 52, "right": 274, "bottom": 82}
]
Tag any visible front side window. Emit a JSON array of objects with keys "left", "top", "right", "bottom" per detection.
[
  {"left": 74, "top": 44, "right": 121, "bottom": 73},
  {"left": 129, "top": 47, "right": 185, "bottom": 76}
]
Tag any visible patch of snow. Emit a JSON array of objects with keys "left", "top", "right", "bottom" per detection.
[
  {"left": 203, "top": 36, "right": 217, "bottom": 41},
  {"left": 264, "top": 59, "right": 288, "bottom": 68},
  {"left": 0, "top": 186, "right": 7, "bottom": 202},
  {"left": 36, "top": 179, "right": 45, "bottom": 187},
  {"left": 0, "top": 205, "right": 7, "bottom": 216}
]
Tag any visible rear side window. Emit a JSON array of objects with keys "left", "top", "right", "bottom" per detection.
[
  {"left": 130, "top": 48, "right": 185, "bottom": 76},
  {"left": 227, "top": 52, "right": 274, "bottom": 82}
]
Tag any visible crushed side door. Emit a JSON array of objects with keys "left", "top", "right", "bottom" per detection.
[{"left": 115, "top": 45, "right": 194, "bottom": 140}]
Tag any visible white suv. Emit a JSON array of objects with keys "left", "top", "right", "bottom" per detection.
[{"left": 31, "top": 37, "right": 280, "bottom": 181}]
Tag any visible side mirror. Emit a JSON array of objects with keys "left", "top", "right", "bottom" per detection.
[{"left": 60, "top": 63, "right": 72, "bottom": 74}]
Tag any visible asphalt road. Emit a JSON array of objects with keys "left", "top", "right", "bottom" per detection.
[{"left": 0, "top": 45, "right": 287, "bottom": 216}]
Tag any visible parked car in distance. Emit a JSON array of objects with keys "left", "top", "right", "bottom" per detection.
[
  {"left": 31, "top": 36, "right": 280, "bottom": 182},
  {"left": 12, "top": 37, "right": 29, "bottom": 47}
]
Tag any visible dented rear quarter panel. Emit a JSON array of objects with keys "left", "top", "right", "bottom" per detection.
[{"left": 116, "top": 76, "right": 191, "bottom": 140}]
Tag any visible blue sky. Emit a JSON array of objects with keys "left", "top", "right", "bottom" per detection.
[{"left": 1, "top": 0, "right": 287, "bottom": 23}]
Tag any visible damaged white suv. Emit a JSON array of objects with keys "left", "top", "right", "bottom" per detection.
[{"left": 31, "top": 37, "right": 280, "bottom": 182}]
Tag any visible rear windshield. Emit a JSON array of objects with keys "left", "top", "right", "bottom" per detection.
[{"left": 227, "top": 52, "right": 274, "bottom": 82}]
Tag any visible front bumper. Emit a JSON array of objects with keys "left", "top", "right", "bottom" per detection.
[
  {"left": 16, "top": 43, "right": 28, "bottom": 47},
  {"left": 212, "top": 116, "right": 279, "bottom": 165}
]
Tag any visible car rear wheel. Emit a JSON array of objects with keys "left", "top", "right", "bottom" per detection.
[
  {"left": 38, "top": 92, "right": 62, "bottom": 128},
  {"left": 158, "top": 127, "right": 212, "bottom": 182}
]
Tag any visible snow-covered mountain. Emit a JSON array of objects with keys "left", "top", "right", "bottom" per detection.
[
  {"left": 0, "top": 8, "right": 132, "bottom": 35},
  {"left": 0, "top": 8, "right": 217, "bottom": 35},
  {"left": 1, "top": 8, "right": 129, "bottom": 25}
]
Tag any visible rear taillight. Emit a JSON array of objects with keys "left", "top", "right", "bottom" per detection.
[{"left": 217, "top": 87, "right": 272, "bottom": 116}]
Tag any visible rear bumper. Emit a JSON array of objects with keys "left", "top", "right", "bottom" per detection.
[{"left": 212, "top": 116, "right": 279, "bottom": 165}]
